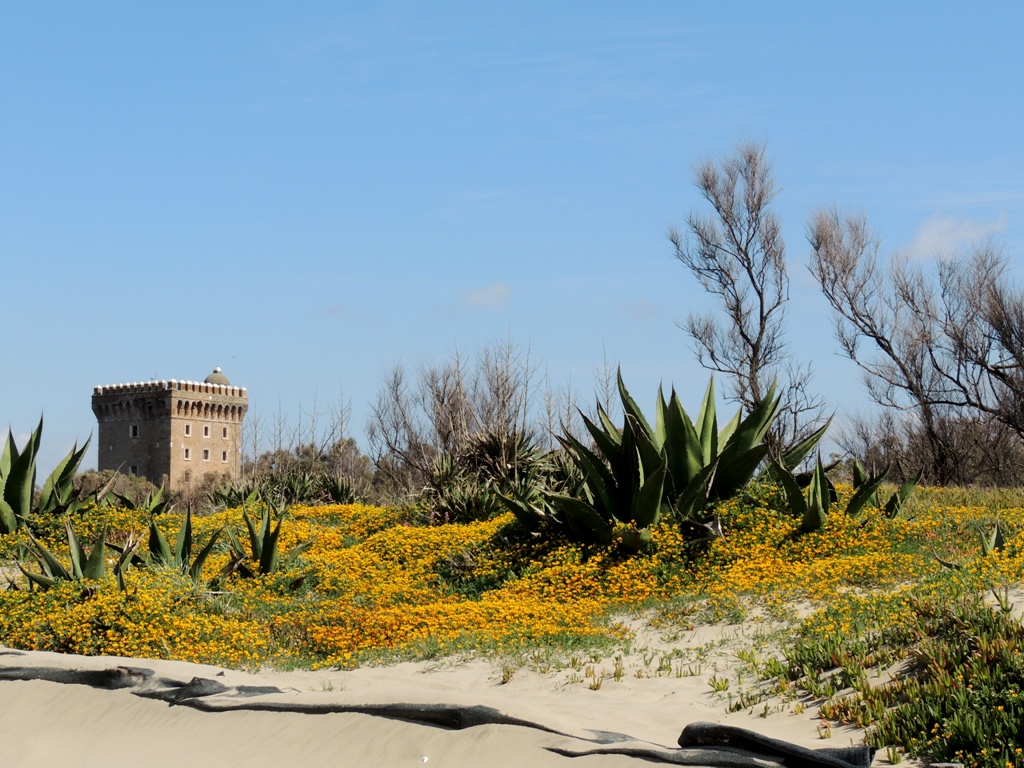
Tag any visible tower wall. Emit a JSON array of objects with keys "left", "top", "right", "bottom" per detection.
[{"left": 92, "top": 378, "right": 248, "bottom": 490}]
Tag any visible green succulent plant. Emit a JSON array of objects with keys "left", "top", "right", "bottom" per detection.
[
  {"left": 849, "top": 461, "right": 921, "bottom": 520},
  {"left": 423, "top": 431, "right": 554, "bottom": 524},
  {"left": 502, "top": 371, "right": 828, "bottom": 546},
  {"left": 0, "top": 417, "right": 101, "bottom": 534},
  {"left": 111, "top": 484, "right": 171, "bottom": 516},
  {"left": 212, "top": 479, "right": 263, "bottom": 509},
  {"left": 145, "top": 508, "right": 223, "bottom": 584},
  {"left": 322, "top": 476, "right": 357, "bottom": 504},
  {"left": 774, "top": 455, "right": 829, "bottom": 533},
  {"left": 773, "top": 455, "right": 908, "bottom": 533},
  {"left": 935, "top": 518, "right": 1006, "bottom": 570},
  {"left": 222, "top": 502, "right": 315, "bottom": 578},
  {"left": 19, "top": 520, "right": 139, "bottom": 591}
]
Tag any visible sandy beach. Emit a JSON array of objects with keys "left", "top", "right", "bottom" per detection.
[{"left": 0, "top": 617, "right": 877, "bottom": 768}]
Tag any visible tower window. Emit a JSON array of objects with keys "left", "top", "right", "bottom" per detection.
[
  {"left": 130, "top": 424, "right": 139, "bottom": 438},
  {"left": 222, "top": 426, "right": 228, "bottom": 439},
  {"left": 184, "top": 423, "right": 191, "bottom": 437},
  {"left": 203, "top": 425, "right": 210, "bottom": 438},
  {"left": 221, "top": 450, "right": 228, "bottom": 462},
  {"left": 128, "top": 465, "right": 138, "bottom": 477},
  {"left": 184, "top": 447, "right": 191, "bottom": 460},
  {"left": 202, "top": 449, "right": 210, "bottom": 461}
]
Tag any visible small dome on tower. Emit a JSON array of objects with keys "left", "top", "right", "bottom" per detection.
[{"left": 204, "top": 366, "right": 231, "bottom": 386}]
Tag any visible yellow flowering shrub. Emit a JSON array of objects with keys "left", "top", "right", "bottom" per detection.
[{"left": 2, "top": 488, "right": 1024, "bottom": 670}]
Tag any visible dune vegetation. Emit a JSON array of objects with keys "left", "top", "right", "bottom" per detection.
[{"left": 2, "top": 482, "right": 1024, "bottom": 768}]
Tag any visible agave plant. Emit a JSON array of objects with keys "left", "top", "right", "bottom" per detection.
[
  {"left": 935, "top": 518, "right": 1006, "bottom": 570},
  {"left": 112, "top": 483, "right": 171, "bottom": 516},
  {"left": 772, "top": 456, "right": 909, "bottom": 533},
  {"left": 503, "top": 371, "right": 828, "bottom": 545},
  {"left": 19, "top": 520, "right": 139, "bottom": 591},
  {"left": 145, "top": 508, "right": 223, "bottom": 583},
  {"left": 423, "top": 431, "right": 554, "bottom": 524},
  {"left": 851, "top": 461, "right": 921, "bottom": 519},
  {"left": 0, "top": 417, "right": 100, "bottom": 534},
  {"left": 222, "top": 502, "right": 315, "bottom": 578},
  {"left": 211, "top": 478, "right": 264, "bottom": 509},
  {"left": 422, "top": 453, "right": 497, "bottom": 523},
  {"left": 321, "top": 476, "right": 357, "bottom": 504}
]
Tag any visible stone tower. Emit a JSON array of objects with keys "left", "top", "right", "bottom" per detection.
[{"left": 92, "top": 368, "right": 248, "bottom": 490}]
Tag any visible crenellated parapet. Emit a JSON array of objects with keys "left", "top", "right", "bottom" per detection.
[
  {"left": 93, "top": 380, "right": 248, "bottom": 398},
  {"left": 92, "top": 377, "right": 248, "bottom": 422}
]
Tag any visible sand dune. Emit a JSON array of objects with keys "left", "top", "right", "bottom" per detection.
[{"left": 0, "top": 626, "right": 875, "bottom": 768}]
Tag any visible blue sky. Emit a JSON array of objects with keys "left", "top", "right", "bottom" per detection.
[{"left": 3, "top": 2, "right": 1023, "bottom": 474}]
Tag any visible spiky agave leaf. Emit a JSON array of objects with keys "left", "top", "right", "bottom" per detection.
[
  {"left": 849, "top": 459, "right": 884, "bottom": 511},
  {"left": 673, "top": 460, "right": 719, "bottom": 522},
  {"left": 717, "top": 383, "right": 779, "bottom": 455},
  {"left": 980, "top": 520, "right": 1006, "bottom": 557},
  {"left": 761, "top": 417, "right": 833, "bottom": 481},
  {"left": 595, "top": 402, "right": 622, "bottom": 448},
  {"left": 631, "top": 461, "right": 666, "bottom": 529},
  {"left": 220, "top": 527, "right": 254, "bottom": 579},
  {"left": 654, "top": 387, "right": 668, "bottom": 452},
  {"left": 555, "top": 433, "right": 618, "bottom": 521},
  {"left": 174, "top": 508, "right": 193, "bottom": 570},
  {"left": 0, "top": 497, "right": 16, "bottom": 535},
  {"left": 241, "top": 506, "right": 263, "bottom": 563},
  {"left": 496, "top": 491, "right": 546, "bottom": 532},
  {"left": 546, "top": 494, "right": 615, "bottom": 543},
  {"left": 188, "top": 528, "right": 223, "bottom": 583},
  {"left": 19, "top": 522, "right": 109, "bottom": 590},
  {"left": 81, "top": 526, "right": 108, "bottom": 581},
  {"left": 713, "top": 383, "right": 780, "bottom": 500},
  {"left": 695, "top": 378, "right": 718, "bottom": 467},
  {"left": 114, "top": 534, "right": 142, "bottom": 591},
  {"left": 770, "top": 459, "right": 808, "bottom": 519},
  {"left": 0, "top": 429, "right": 14, "bottom": 478},
  {"left": 280, "top": 536, "right": 316, "bottom": 570},
  {"left": 65, "top": 519, "right": 88, "bottom": 579},
  {"left": 662, "top": 388, "right": 703, "bottom": 494},
  {"left": 3, "top": 418, "right": 41, "bottom": 524},
  {"left": 23, "top": 531, "right": 72, "bottom": 583},
  {"left": 148, "top": 517, "right": 175, "bottom": 567},
  {"left": 37, "top": 437, "right": 91, "bottom": 515},
  {"left": 883, "top": 470, "right": 922, "bottom": 519},
  {"left": 258, "top": 517, "right": 284, "bottom": 574},
  {"left": 799, "top": 456, "right": 830, "bottom": 533},
  {"left": 844, "top": 465, "right": 892, "bottom": 519},
  {"left": 617, "top": 369, "right": 654, "bottom": 438}
]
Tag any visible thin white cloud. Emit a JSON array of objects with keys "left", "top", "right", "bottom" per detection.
[
  {"left": 910, "top": 212, "right": 1008, "bottom": 257},
  {"left": 462, "top": 282, "right": 510, "bottom": 309},
  {"left": 619, "top": 298, "right": 662, "bottom": 321},
  {"left": 318, "top": 304, "right": 349, "bottom": 319}
]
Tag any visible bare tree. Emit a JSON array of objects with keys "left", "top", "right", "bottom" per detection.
[
  {"left": 366, "top": 339, "right": 543, "bottom": 496},
  {"left": 808, "top": 209, "right": 961, "bottom": 483},
  {"left": 540, "top": 372, "right": 588, "bottom": 450},
  {"left": 241, "top": 410, "right": 265, "bottom": 481},
  {"left": 240, "top": 386, "right": 370, "bottom": 494},
  {"left": 837, "top": 408, "right": 1024, "bottom": 487},
  {"left": 671, "top": 142, "right": 823, "bottom": 452},
  {"left": 934, "top": 247, "right": 1024, "bottom": 438},
  {"left": 807, "top": 209, "right": 1024, "bottom": 485}
]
